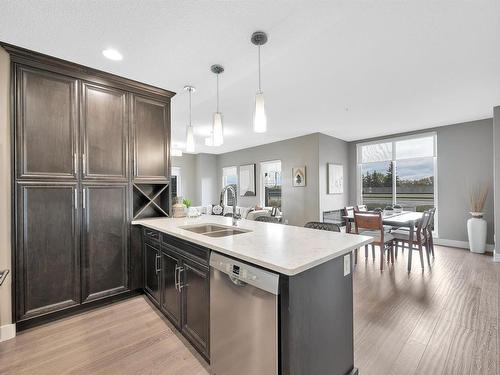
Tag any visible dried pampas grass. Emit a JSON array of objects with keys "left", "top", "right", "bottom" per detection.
[{"left": 468, "top": 185, "right": 489, "bottom": 213}]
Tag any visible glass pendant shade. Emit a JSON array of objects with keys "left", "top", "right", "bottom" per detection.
[
  {"left": 253, "top": 92, "right": 267, "bottom": 133},
  {"left": 186, "top": 125, "right": 195, "bottom": 153},
  {"left": 212, "top": 112, "right": 224, "bottom": 146}
]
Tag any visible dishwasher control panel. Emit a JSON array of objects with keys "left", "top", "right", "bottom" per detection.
[{"left": 210, "top": 252, "right": 279, "bottom": 295}]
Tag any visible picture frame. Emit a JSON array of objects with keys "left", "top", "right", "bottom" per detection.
[
  {"left": 292, "top": 166, "right": 306, "bottom": 187},
  {"left": 239, "top": 164, "right": 256, "bottom": 196},
  {"left": 328, "top": 163, "right": 343, "bottom": 194}
]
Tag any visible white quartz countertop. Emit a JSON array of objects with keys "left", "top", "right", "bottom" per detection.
[{"left": 132, "top": 216, "right": 373, "bottom": 276}]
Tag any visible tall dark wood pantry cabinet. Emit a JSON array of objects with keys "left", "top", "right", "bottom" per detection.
[{"left": 4, "top": 43, "right": 175, "bottom": 329}]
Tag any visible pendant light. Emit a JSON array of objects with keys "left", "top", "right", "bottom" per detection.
[
  {"left": 184, "top": 85, "right": 196, "bottom": 153},
  {"left": 251, "top": 31, "right": 268, "bottom": 133},
  {"left": 211, "top": 64, "right": 224, "bottom": 146}
]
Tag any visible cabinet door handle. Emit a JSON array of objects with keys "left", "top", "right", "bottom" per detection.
[
  {"left": 174, "top": 265, "right": 179, "bottom": 291},
  {"left": 82, "top": 188, "right": 86, "bottom": 209},
  {"left": 82, "top": 153, "right": 86, "bottom": 174},
  {"left": 74, "top": 189, "right": 78, "bottom": 209},
  {"left": 73, "top": 153, "right": 77, "bottom": 174},
  {"left": 155, "top": 254, "right": 161, "bottom": 274},
  {"left": 178, "top": 267, "right": 188, "bottom": 290}
]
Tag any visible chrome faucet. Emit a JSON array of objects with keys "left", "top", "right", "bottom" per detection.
[{"left": 220, "top": 185, "right": 240, "bottom": 226}]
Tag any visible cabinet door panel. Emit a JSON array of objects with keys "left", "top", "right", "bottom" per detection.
[
  {"left": 182, "top": 259, "right": 210, "bottom": 357},
  {"left": 82, "top": 83, "right": 128, "bottom": 180},
  {"left": 144, "top": 242, "right": 160, "bottom": 304},
  {"left": 17, "top": 66, "right": 78, "bottom": 179},
  {"left": 161, "top": 250, "right": 181, "bottom": 328},
  {"left": 132, "top": 95, "right": 169, "bottom": 181},
  {"left": 16, "top": 183, "right": 80, "bottom": 320},
  {"left": 82, "top": 184, "right": 128, "bottom": 302}
]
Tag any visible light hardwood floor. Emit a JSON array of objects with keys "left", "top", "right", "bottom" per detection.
[{"left": 0, "top": 245, "right": 498, "bottom": 375}]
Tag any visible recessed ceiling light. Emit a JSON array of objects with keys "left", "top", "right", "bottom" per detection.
[{"left": 102, "top": 48, "right": 123, "bottom": 61}]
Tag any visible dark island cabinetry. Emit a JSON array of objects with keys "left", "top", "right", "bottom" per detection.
[
  {"left": 142, "top": 228, "right": 210, "bottom": 361},
  {"left": 5, "top": 43, "right": 175, "bottom": 329}
]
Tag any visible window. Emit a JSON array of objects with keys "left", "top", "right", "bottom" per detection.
[
  {"left": 222, "top": 166, "right": 237, "bottom": 206},
  {"left": 260, "top": 160, "right": 282, "bottom": 208},
  {"left": 357, "top": 133, "right": 436, "bottom": 213},
  {"left": 171, "top": 167, "right": 182, "bottom": 198}
]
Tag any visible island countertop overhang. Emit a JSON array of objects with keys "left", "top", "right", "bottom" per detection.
[{"left": 132, "top": 216, "right": 373, "bottom": 276}]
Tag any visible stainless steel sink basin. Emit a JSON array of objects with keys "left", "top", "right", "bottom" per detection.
[
  {"left": 180, "top": 223, "right": 251, "bottom": 237},
  {"left": 181, "top": 224, "right": 228, "bottom": 234},
  {"left": 203, "top": 228, "right": 249, "bottom": 237}
]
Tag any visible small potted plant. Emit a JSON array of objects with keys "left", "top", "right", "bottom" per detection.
[{"left": 467, "top": 185, "right": 489, "bottom": 253}]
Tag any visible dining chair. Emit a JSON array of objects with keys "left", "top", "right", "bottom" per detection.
[
  {"left": 392, "top": 210, "right": 432, "bottom": 271},
  {"left": 355, "top": 204, "right": 368, "bottom": 212},
  {"left": 304, "top": 222, "right": 341, "bottom": 232},
  {"left": 255, "top": 216, "right": 280, "bottom": 223},
  {"left": 342, "top": 206, "right": 355, "bottom": 233},
  {"left": 427, "top": 208, "right": 436, "bottom": 257},
  {"left": 354, "top": 211, "right": 394, "bottom": 270}
]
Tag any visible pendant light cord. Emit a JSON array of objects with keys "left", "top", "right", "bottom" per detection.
[
  {"left": 216, "top": 74, "right": 220, "bottom": 113},
  {"left": 258, "top": 45, "right": 262, "bottom": 92},
  {"left": 188, "top": 88, "right": 192, "bottom": 126}
]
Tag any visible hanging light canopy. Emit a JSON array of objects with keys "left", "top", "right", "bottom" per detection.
[
  {"left": 211, "top": 64, "right": 224, "bottom": 146},
  {"left": 251, "top": 31, "right": 268, "bottom": 133},
  {"left": 184, "top": 85, "right": 196, "bottom": 153}
]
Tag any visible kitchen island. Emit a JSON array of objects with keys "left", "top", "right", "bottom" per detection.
[{"left": 132, "top": 216, "right": 372, "bottom": 375}]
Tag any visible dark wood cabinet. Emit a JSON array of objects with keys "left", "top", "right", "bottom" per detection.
[
  {"left": 132, "top": 95, "right": 170, "bottom": 181},
  {"left": 181, "top": 258, "right": 210, "bottom": 358},
  {"left": 144, "top": 241, "right": 161, "bottom": 304},
  {"left": 142, "top": 230, "right": 210, "bottom": 360},
  {"left": 16, "top": 183, "right": 80, "bottom": 321},
  {"left": 16, "top": 66, "right": 78, "bottom": 180},
  {"left": 160, "top": 249, "right": 182, "bottom": 328},
  {"left": 81, "top": 83, "right": 128, "bottom": 180},
  {"left": 7, "top": 43, "right": 175, "bottom": 328},
  {"left": 81, "top": 184, "right": 129, "bottom": 303}
]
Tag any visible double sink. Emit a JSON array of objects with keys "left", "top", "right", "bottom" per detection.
[{"left": 180, "top": 223, "right": 251, "bottom": 238}]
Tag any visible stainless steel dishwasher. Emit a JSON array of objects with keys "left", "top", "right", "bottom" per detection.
[{"left": 210, "top": 252, "right": 279, "bottom": 375}]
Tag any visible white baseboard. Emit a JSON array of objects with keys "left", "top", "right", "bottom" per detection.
[
  {"left": 0, "top": 323, "right": 16, "bottom": 342},
  {"left": 434, "top": 238, "right": 495, "bottom": 252}
]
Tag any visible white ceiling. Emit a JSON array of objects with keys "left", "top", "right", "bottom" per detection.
[{"left": 1, "top": 1, "right": 499, "bottom": 154}]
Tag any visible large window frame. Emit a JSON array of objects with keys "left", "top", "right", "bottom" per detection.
[
  {"left": 356, "top": 132, "right": 438, "bottom": 232},
  {"left": 171, "top": 166, "right": 182, "bottom": 198},
  {"left": 222, "top": 166, "right": 238, "bottom": 206},
  {"left": 260, "top": 160, "right": 282, "bottom": 209}
]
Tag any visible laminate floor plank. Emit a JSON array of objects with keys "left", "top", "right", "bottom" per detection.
[{"left": 1, "top": 245, "right": 498, "bottom": 375}]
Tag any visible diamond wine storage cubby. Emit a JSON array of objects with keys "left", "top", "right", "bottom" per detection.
[{"left": 133, "top": 183, "right": 170, "bottom": 220}]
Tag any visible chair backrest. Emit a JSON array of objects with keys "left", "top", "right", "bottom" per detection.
[
  {"left": 354, "top": 211, "right": 383, "bottom": 232},
  {"left": 354, "top": 211, "right": 385, "bottom": 244},
  {"left": 355, "top": 205, "right": 368, "bottom": 212},
  {"left": 255, "top": 216, "right": 280, "bottom": 223},
  {"left": 343, "top": 206, "right": 354, "bottom": 216},
  {"left": 304, "top": 222, "right": 341, "bottom": 232},
  {"left": 416, "top": 210, "right": 432, "bottom": 241},
  {"left": 428, "top": 207, "right": 436, "bottom": 231}
]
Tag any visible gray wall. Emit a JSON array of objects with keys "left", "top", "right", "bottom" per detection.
[
  {"left": 195, "top": 153, "right": 219, "bottom": 207},
  {"left": 318, "top": 134, "right": 350, "bottom": 219},
  {"left": 217, "top": 133, "right": 321, "bottom": 226},
  {"left": 348, "top": 118, "right": 494, "bottom": 245},
  {"left": 172, "top": 154, "right": 196, "bottom": 203}
]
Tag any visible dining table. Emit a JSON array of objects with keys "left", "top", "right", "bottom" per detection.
[{"left": 343, "top": 210, "right": 424, "bottom": 271}]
